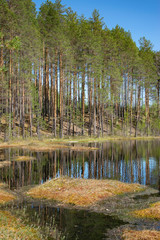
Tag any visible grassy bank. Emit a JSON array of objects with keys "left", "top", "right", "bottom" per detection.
[
  {"left": 0, "top": 210, "right": 43, "bottom": 240},
  {"left": 0, "top": 183, "right": 15, "bottom": 205},
  {"left": 122, "top": 229, "right": 160, "bottom": 240},
  {"left": 0, "top": 137, "right": 99, "bottom": 151},
  {"left": 0, "top": 136, "right": 159, "bottom": 151},
  {"left": 27, "top": 177, "right": 144, "bottom": 207},
  {"left": 132, "top": 202, "right": 160, "bottom": 219},
  {"left": 0, "top": 184, "right": 42, "bottom": 240}
]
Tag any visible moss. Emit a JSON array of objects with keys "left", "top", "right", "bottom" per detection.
[
  {"left": 122, "top": 229, "right": 160, "bottom": 240},
  {"left": 27, "top": 177, "right": 144, "bottom": 207}
]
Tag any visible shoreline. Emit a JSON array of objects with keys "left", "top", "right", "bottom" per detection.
[{"left": 0, "top": 136, "right": 159, "bottom": 151}]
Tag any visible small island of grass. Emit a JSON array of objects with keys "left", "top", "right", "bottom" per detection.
[
  {"left": 27, "top": 177, "right": 144, "bottom": 207},
  {"left": 132, "top": 201, "right": 160, "bottom": 220}
]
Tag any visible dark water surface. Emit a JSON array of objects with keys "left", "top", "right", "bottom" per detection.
[
  {"left": 0, "top": 140, "right": 160, "bottom": 190},
  {"left": 0, "top": 140, "right": 160, "bottom": 239},
  {"left": 11, "top": 202, "right": 127, "bottom": 240}
]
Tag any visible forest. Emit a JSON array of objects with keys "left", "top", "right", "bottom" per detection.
[{"left": 0, "top": 0, "right": 160, "bottom": 140}]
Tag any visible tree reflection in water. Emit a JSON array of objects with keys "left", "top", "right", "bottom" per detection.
[{"left": 0, "top": 140, "right": 160, "bottom": 191}]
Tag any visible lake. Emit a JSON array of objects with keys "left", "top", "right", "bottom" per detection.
[{"left": 0, "top": 140, "right": 160, "bottom": 239}]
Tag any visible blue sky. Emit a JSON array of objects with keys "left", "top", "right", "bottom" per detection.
[{"left": 33, "top": 0, "right": 160, "bottom": 51}]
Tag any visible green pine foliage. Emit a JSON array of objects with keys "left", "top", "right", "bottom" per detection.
[{"left": 0, "top": 0, "right": 159, "bottom": 140}]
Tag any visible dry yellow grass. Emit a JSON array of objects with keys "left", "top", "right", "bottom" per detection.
[
  {"left": 0, "top": 161, "right": 11, "bottom": 168},
  {"left": 0, "top": 184, "right": 15, "bottom": 205},
  {"left": 0, "top": 210, "right": 42, "bottom": 240},
  {"left": 27, "top": 177, "right": 144, "bottom": 207},
  {"left": 132, "top": 202, "right": 160, "bottom": 219},
  {"left": 122, "top": 230, "right": 160, "bottom": 240},
  {"left": 0, "top": 140, "right": 97, "bottom": 152},
  {"left": 0, "top": 189, "right": 15, "bottom": 204}
]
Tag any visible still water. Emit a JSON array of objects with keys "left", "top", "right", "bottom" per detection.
[
  {"left": 0, "top": 140, "right": 160, "bottom": 190},
  {"left": 0, "top": 140, "right": 160, "bottom": 239}
]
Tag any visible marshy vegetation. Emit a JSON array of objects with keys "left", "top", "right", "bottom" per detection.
[
  {"left": 122, "top": 230, "right": 160, "bottom": 240},
  {"left": 27, "top": 177, "right": 144, "bottom": 206}
]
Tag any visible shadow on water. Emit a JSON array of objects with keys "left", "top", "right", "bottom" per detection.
[{"left": 11, "top": 202, "right": 127, "bottom": 240}]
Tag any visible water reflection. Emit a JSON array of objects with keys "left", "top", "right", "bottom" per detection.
[
  {"left": 0, "top": 140, "right": 160, "bottom": 190},
  {"left": 12, "top": 202, "right": 127, "bottom": 240}
]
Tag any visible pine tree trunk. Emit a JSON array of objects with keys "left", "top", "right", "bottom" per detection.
[
  {"left": 81, "top": 65, "right": 85, "bottom": 135},
  {"left": 68, "top": 72, "right": 72, "bottom": 136},
  {"left": 59, "top": 51, "right": 64, "bottom": 138},
  {"left": 53, "top": 49, "right": 58, "bottom": 137},
  {"left": 157, "top": 79, "right": 160, "bottom": 118},
  {"left": 135, "top": 82, "right": 141, "bottom": 137},
  {"left": 42, "top": 43, "right": 45, "bottom": 119},
  {"left": 0, "top": 33, "right": 4, "bottom": 116},
  {"left": 97, "top": 81, "right": 100, "bottom": 137},
  {"left": 93, "top": 78, "right": 96, "bottom": 136},
  {"left": 88, "top": 72, "right": 92, "bottom": 136},
  {"left": 45, "top": 47, "right": 50, "bottom": 120},
  {"left": 72, "top": 67, "right": 77, "bottom": 136},
  {"left": 101, "top": 71, "right": 104, "bottom": 137},
  {"left": 29, "top": 99, "right": 32, "bottom": 137},
  {"left": 39, "top": 59, "right": 42, "bottom": 112},
  {"left": 50, "top": 62, "right": 54, "bottom": 118},
  {"left": 130, "top": 71, "right": 133, "bottom": 136},
  {"left": 145, "top": 87, "right": 149, "bottom": 136},
  {"left": 9, "top": 49, "right": 12, "bottom": 138}
]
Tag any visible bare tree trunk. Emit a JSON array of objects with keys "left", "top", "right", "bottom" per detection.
[
  {"left": 130, "top": 70, "right": 133, "bottom": 136},
  {"left": 97, "top": 80, "right": 100, "bottom": 137},
  {"left": 42, "top": 43, "right": 45, "bottom": 119},
  {"left": 88, "top": 71, "right": 92, "bottom": 136},
  {"left": 81, "top": 65, "right": 85, "bottom": 135},
  {"left": 72, "top": 67, "right": 77, "bottom": 136},
  {"left": 68, "top": 71, "right": 72, "bottom": 135},
  {"left": 157, "top": 79, "right": 160, "bottom": 118},
  {"left": 145, "top": 87, "right": 149, "bottom": 136},
  {"left": 59, "top": 51, "right": 64, "bottom": 138},
  {"left": 93, "top": 78, "right": 96, "bottom": 136},
  {"left": 29, "top": 98, "right": 32, "bottom": 137},
  {"left": 9, "top": 49, "right": 12, "bottom": 138},
  {"left": 135, "top": 81, "right": 141, "bottom": 137},
  {"left": 39, "top": 59, "right": 42, "bottom": 112},
  {"left": 53, "top": 49, "right": 58, "bottom": 137},
  {"left": 45, "top": 47, "right": 50, "bottom": 120},
  {"left": 101, "top": 71, "right": 104, "bottom": 137},
  {"left": 50, "top": 61, "right": 54, "bottom": 118}
]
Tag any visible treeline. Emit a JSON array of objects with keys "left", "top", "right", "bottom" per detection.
[{"left": 0, "top": 0, "right": 160, "bottom": 140}]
